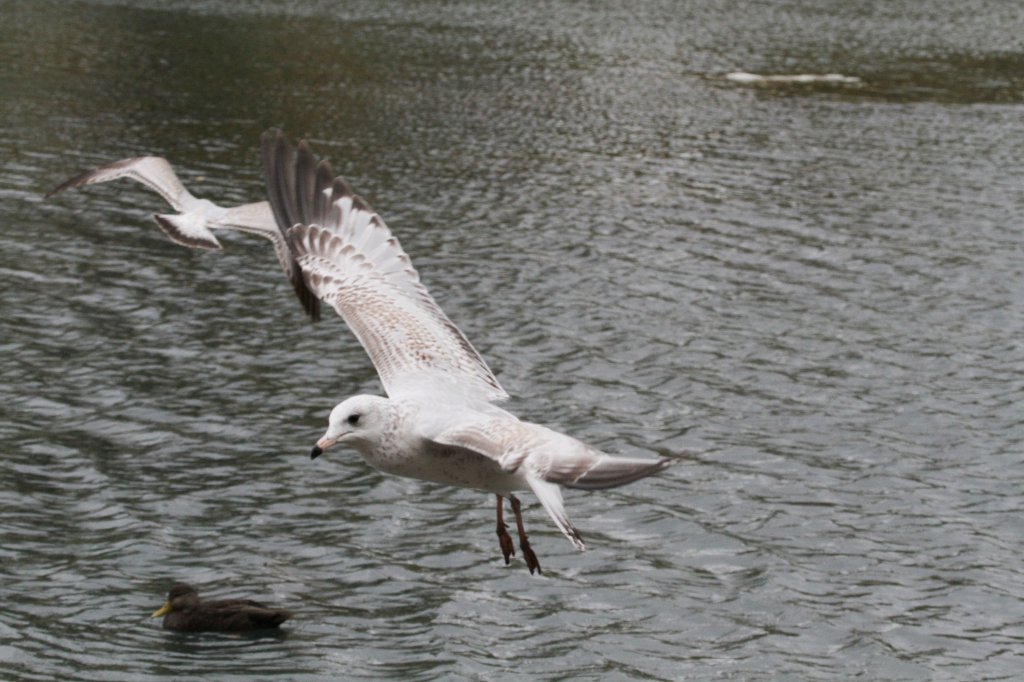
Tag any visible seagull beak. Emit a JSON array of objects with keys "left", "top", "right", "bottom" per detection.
[
  {"left": 311, "top": 435, "right": 337, "bottom": 460},
  {"left": 152, "top": 601, "right": 172, "bottom": 618}
]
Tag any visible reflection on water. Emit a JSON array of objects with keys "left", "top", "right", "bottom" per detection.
[{"left": 3, "top": 0, "right": 1024, "bottom": 679}]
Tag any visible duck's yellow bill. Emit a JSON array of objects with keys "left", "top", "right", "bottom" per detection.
[{"left": 151, "top": 601, "right": 172, "bottom": 618}]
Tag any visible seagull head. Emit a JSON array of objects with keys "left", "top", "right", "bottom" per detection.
[{"left": 310, "top": 394, "right": 392, "bottom": 459}]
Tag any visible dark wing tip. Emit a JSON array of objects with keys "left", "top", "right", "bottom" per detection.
[
  {"left": 260, "top": 128, "right": 285, "bottom": 150},
  {"left": 44, "top": 182, "right": 71, "bottom": 199},
  {"left": 46, "top": 157, "right": 149, "bottom": 199},
  {"left": 296, "top": 279, "right": 321, "bottom": 322},
  {"left": 350, "top": 194, "right": 373, "bottom": 213},
  {"left": 46, "top": 168, "right": 102, "bottom": 198},
  {"left": 261, "top": 130, "right": 323, "bottom": 322}
]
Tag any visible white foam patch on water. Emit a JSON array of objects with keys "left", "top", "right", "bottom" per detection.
[{"left": 726, "top": 71, "right": 862, "bottom": 85}]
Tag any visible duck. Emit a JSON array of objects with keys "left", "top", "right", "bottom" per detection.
[{"left": 151, "top": 583, "right": 293, "bottom": 632}]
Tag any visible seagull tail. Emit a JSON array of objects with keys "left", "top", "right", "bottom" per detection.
[
  {"left": 153, "top": 213, "right": 222, "bottom": 250},
  {"left": 563, "top": 456, "right": 672, "bottom": 491},
  {"left": 527, "top": 477, "right": 586, "bottom": 551}
]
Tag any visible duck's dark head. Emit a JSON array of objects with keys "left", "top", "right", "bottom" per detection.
[{"left": 152, "top": 583, "right": 200, "bottom": 618}]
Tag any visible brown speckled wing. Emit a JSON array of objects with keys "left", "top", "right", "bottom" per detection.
[
  {"left": 288, "top": 218, "right": 507, "bottom": 402},
  {"left": 268, "top": 129, "right": 505, "bottom": 400}
]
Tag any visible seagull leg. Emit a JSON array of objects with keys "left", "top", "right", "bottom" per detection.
[
  {"left": 509, "top": 494, "right": 542, "bottom": 575},
  {"left": 496, "top": 495, "right": 515, "bottom": 565}
]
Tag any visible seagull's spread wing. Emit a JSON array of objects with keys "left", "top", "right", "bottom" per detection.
[
  {"left": 48, "top": 156, "right": 194, "bottom": 209},
  {"left": 270, "top": 132, "right": 507, "bottom": 402},
  {"left": 48, "top": 154, "right": 320, "bottom": 320}
]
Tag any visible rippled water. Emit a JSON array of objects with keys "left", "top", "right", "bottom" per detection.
[{"left": 3, "top": 0, "right": 1024, "bottom": 679}]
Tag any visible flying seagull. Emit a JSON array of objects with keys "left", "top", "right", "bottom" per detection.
[
  {"left": 47, "top": 151, "right": 320, "bottom": 320},
  {"left": 265, "top": 131, "right": 673, "bottom": 573},
  {"left": 49, "top": 132, "right": 673, "bottom": 573}
]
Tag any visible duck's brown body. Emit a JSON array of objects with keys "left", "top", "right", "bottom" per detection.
[{"left": 153, "top": 583, "right": 292, "bottom": 632}]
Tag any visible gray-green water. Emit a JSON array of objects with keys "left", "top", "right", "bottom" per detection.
[{"left": 3, "top": 1, "right": 1023, "bottom": 679}]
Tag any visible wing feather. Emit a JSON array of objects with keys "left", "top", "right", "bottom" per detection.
[
  {"left": 265, "top": 130, "right": 506, "bottom": 400},
  {"left": 46, "top": 156, "right": 192, "bottom": 208},
  {"left": 288, "top": 223, "right": 507, "bottom": 401}
]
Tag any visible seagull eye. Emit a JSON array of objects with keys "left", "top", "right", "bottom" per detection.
[{"left": 347, "top": 414, "right": 360, "bottom": 426}]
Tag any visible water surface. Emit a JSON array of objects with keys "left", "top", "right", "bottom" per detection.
[{"left": 2, "top": 0, "right": 1023, "bottom": 679}]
